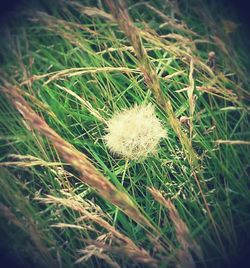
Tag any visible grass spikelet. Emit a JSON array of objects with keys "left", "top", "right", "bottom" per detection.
[
  {"left": 215, "top": 140, "right": 250, "bottom": 145},
  {"left": 0, "top": 154, "right": 65, "bottom": 167},
  {"left": 76, "top": 245, "right": 121, "bottom": 268},
  {"left": 80, "top": 239, "right": 158, "bottom": 267},
  {"left": 39, "top": 193, "right": 158, "bottom": 267}
]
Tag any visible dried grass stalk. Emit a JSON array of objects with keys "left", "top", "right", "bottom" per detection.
[
  {"left": 104, "top": 0, "right": 197, "bottom": 164},
  {"left": 1, "top": 85, "right": 155, "bottom": 231},
  {"left": 20, "top": 66, "right": 139, "bottom": 86},
  {"left": 81, "top": 239, "right": 158, "bottom": 267},
  {"left": 148, "top": 187, "right": 203, "bottom": 268},
  {"left": 40, "top": 194, "right": 157, "bottom": 267},
  {"left": 215, "top": 140, "right": 250, "bottom": 145},
  {"left": 76, "top": 245, "right": 121, "bottom": 268},
  {"left": 105, "top": 0, "right": 165, "bottom": 106}
]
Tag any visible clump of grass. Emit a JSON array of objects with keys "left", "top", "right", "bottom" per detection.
[{"left": 0, "top": 0, "right": 250, "bottom": 267}]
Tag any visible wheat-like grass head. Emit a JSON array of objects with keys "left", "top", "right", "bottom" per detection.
[{"left": 104, "top": 104, "right": 166, "bottom": 160}]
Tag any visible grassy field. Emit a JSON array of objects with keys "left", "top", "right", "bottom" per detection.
[{"left": 0, "top": 0, "right": 249, "bottom": 267}]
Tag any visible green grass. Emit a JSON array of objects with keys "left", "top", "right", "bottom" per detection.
[{"left": 0, "top": 0, "right": 249, "bottom": 267}]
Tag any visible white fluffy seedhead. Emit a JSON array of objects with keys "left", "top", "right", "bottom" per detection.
[{"left": 104, "top": 104, "right": 166, "bottom": 160}]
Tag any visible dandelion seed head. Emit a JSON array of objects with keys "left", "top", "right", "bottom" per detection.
[{"left": 104, "top": 104, "right": 166, "bottom": 160}]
